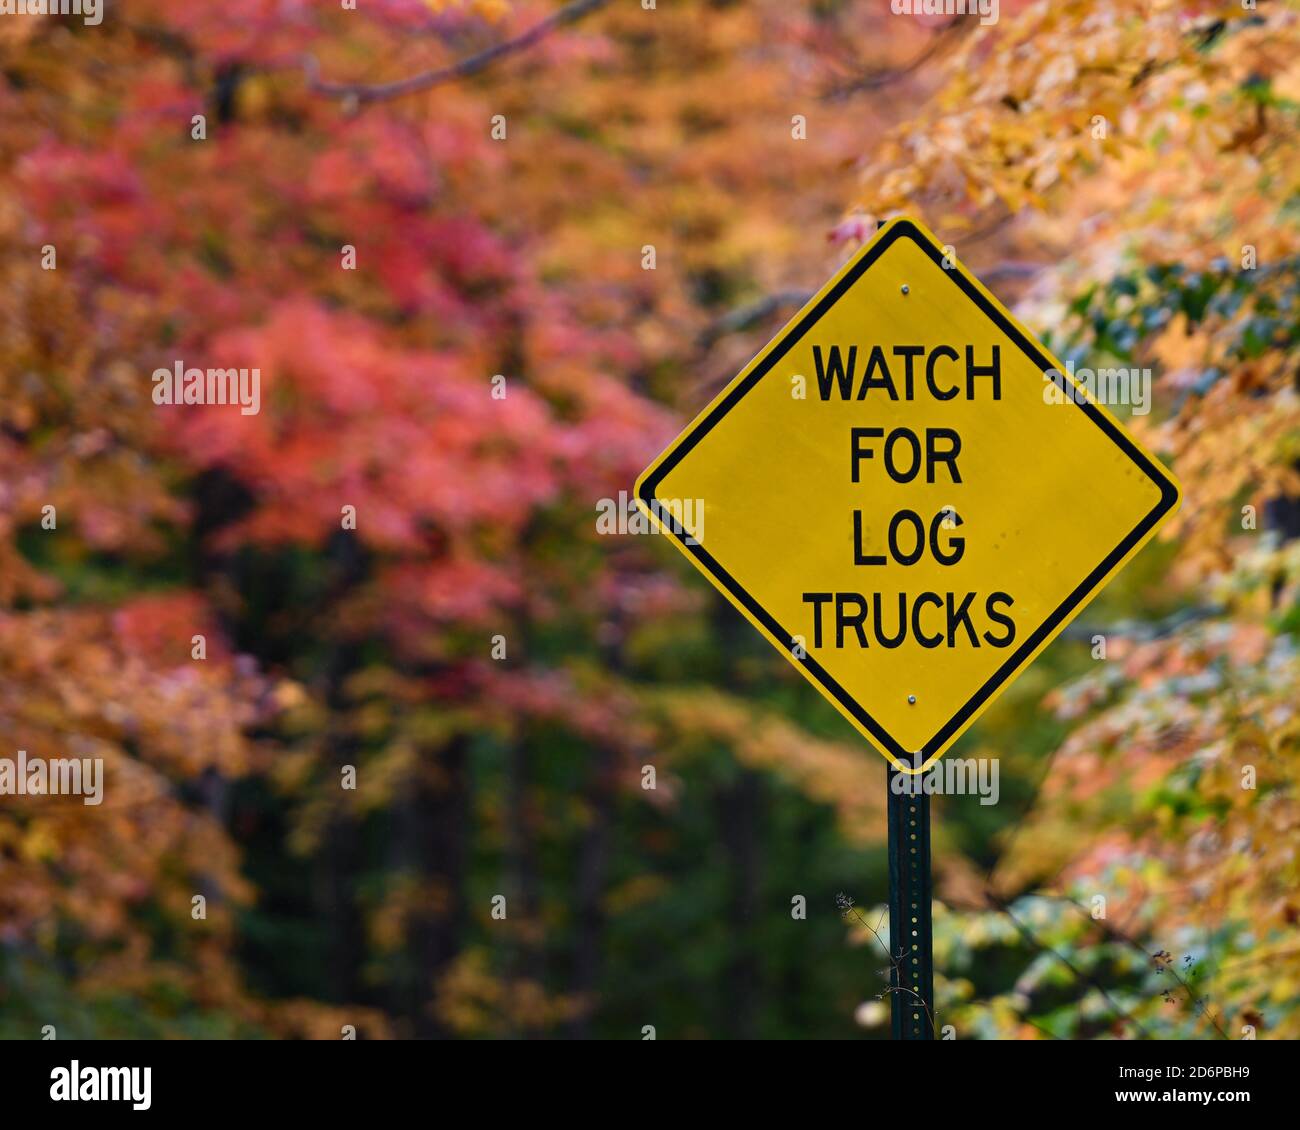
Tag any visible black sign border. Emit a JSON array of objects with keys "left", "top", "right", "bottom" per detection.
[{"left": 638, "top": 220, "right": 1180, "bottom": 764}]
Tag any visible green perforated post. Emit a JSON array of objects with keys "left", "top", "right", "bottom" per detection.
[{"left": 887, "top": 761, "right": 934, "bottom": 1039}]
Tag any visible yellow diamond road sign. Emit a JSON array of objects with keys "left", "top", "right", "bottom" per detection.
[{"left": 635, "top": 217, "right": 1180, "bottom": 773}]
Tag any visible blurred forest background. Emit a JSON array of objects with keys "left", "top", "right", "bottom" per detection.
[{"left": 1, "top": 0, "right": 1298, "bottom": 1039}]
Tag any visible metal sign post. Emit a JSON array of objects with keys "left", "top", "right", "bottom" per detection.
[{"left": 887, "top": 762, "right": 934, "bottom": 1039}]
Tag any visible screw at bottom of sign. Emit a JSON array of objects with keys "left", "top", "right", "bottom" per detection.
[{"left": 907, "top": 694, "right": 916, "bottom": 704}]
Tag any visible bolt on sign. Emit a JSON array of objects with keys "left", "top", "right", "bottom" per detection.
[{"left": 635, "top": 218, "right": 1180, "bottom": 773}]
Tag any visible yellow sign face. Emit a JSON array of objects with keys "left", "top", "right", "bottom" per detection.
[{"left": 636, "top": 218, "right": 1180, "bottom": 773}]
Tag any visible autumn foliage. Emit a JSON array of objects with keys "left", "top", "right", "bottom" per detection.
[{"left": 0, "top": 0, "right": 1297, "bottom": 1039}]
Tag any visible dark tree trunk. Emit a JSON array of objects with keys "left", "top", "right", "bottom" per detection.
[
  {"left": 716, "top": 768, "right": 765, "bottom": 1039},
  {"left": 392, "top": 736, "right": 472, "bottom": 1038},
  {"left": 1265, "top": 459, "right": 1300, "bottom": 606},
  {"left": 504, "top": 732, "right": 545, "bottom": 1036},
  {"left": 565, "top": 741, "right": 617, "bottom": 1038}
]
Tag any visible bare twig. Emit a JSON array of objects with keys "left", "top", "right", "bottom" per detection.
[
  {"left": 841, "top": 901, "right": 938, "bottom": 1031},
  {"left": 1061, "top": 896, "right": 1231, "bottom": 1040},
  {"left": 304, "top": 0, "right": 609, "bottom": 105}
]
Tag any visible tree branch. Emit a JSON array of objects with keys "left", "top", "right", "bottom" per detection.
[
  {"left": 820, "top": 19, "right": 964, "bottom": 102},
  {"left": 697, "top": 289, "right": 814, "bottom": 349},
  {"left": 303, "top": 0, "right": 609, "bottom": 105},
  {"left": 1059, "top": 604, "right": 1225, "bottom": 643},
  {"left": 698, "top": 262, "right": 1042, "bottom": 350},
  {"left": 985, "top": 891, "right": 1155, "bottom": 1039},
  {"left": 1061, "top": 895, "right": 1231, "bottom": 1040}
]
